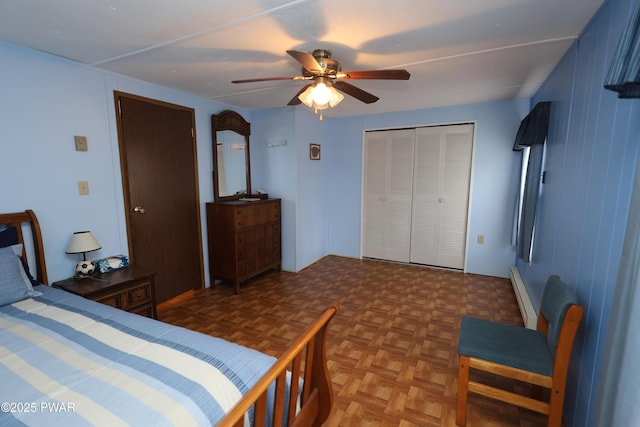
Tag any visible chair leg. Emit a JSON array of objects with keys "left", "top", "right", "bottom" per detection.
[
  {"left": 547, "top": 387, "right": 564, "bottom": 427},
  {"left": 456, "top": 356, "right": 470, "bottom": 426}
]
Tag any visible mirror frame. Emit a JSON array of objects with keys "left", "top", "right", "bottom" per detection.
[{"left": 211, "top": 110, "right": 252, "bottom": 201}]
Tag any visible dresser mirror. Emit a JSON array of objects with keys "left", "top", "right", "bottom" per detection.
[{"left": 211, "top": 110, "right": 252, "bottom": 201}]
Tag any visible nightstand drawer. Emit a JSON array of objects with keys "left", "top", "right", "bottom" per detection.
[
  {"left": 96, "top": 294, "right": 122, "bottom": 308},
  {"left": 52, "top": 266, "right": 157, "bottom": 319},
  {"left": 124, "top": 283, "right": 152, "bottom": 309},
  {"left": 130, "top": 304, "right": 154, "bottom": 318}
]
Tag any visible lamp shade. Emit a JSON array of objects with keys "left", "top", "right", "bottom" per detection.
[{"left": 66, "top": 231, "right": 101, "bottom": 255}]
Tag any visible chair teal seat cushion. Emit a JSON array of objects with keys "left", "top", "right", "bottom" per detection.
[{"left": 458, "top": 317, "right": 554, "bottom": 376}]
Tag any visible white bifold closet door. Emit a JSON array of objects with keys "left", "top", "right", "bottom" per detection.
[
  {"left": 362, "top": 129, "right": 415, "bottom": 262},
  {"left": 362, "top": 124, "right": 473, "bottom": 269},
  {"left": 410, "top": 124, "right": 473, "bottom": 269}
]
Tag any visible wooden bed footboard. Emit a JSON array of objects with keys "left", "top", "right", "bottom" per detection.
[{"left": 217, "top": 304, "right": 339, "bottom": 427}]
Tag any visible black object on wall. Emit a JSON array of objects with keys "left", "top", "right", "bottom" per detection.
[
  {"left": 604, "top": 3, "right": 640, "bottom": 98},
  {"left": 512, "top": 101, "right": 551, "bottom": 151}
]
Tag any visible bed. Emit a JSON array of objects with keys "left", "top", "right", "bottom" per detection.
[{"left": 0, "top": 210, "right": 337, "bottom": 427}]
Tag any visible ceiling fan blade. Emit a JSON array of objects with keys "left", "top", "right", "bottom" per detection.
[
  {"left": 287, "top": 50, "right": 323, "bottom": 73},
  {"left": 232, "top": 76, "right": 302, "bottom": 83},
  {"left": 340, "top": 69, "right": 410, "bottom": 80},
  {"left": 287, "top": 84, "right": 312, "bottom": 105},
  {"left": 334, "top": 81, "right": 379, "bottom": 104}
]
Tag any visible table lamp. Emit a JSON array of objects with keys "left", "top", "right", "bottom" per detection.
[{"left": 66, "top": 231, "right": 101, "bottom": 277}]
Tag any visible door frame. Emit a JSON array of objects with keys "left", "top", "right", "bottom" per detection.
[{"left": 113, "top": 91, "right": 205, "bottom": 289}]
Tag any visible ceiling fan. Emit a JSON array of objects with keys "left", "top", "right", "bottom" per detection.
[{"left": 232, "top": 49, "right": 410, "bottom": 114}]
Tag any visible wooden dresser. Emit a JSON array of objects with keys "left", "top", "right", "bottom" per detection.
[{"left": 206, "top": 198, "right": 281, "bottom": 293}]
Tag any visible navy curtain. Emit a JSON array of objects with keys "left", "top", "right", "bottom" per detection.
[
  {"left": 604, "top": 3, "right": 640, "bottom": 98},
  {"left": 513, "top": 102, "right": 551, "bottom": 150},
  {"left": 513, "top": 102, "right": 551, "bottom": 262}
]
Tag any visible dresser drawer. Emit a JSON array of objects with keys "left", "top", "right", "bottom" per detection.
[
  {"left": 238, "top": 259, "right": 257, "bottom": 277},
  {"left": 234, "top": 202, "right": 280, "bottom": 229}
]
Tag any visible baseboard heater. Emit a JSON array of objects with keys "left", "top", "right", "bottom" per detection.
[{"left": 509, "top": 266, "right": 537, "bottom": 329}]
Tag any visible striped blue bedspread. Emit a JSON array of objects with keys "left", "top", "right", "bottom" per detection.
[{"left": 0, "top": 285, "right": 277, "bottom": 426}]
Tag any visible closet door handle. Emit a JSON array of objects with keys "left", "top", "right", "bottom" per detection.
[{"left": 438, "top": 197, "right": 445, "bottom": 203}]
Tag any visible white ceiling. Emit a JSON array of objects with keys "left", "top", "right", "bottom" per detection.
[{"left": 0, "top": 0, "right": 604, "bottom": 118}]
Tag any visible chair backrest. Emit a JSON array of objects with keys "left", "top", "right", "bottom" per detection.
[{"left": 539, "top": 275, "right": 579, "bottom": 347}]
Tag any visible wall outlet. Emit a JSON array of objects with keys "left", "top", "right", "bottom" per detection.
[
  {"left": 75, "top": 136, "right": 88, "bottom": 151},
  {"left": 77, "top": 181, "right": 89, "bottom": 195},
  {"left": 477, "top": 234, "right": 485, "bottom": 244}
]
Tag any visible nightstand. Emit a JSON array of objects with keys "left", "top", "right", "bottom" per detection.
[{"left": 53, "top": 266, "right": 157, "bottom": 319}]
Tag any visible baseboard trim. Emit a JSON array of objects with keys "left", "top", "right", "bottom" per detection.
[{"left": 509, "top": 266, "right": 537, "bottom": 329}]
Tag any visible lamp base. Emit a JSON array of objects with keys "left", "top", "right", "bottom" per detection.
[{"left": 75, "top": 260, "right": 96, "bottom": 278}]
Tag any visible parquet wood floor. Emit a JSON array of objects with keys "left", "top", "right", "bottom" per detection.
[{"left": 157, "top": 255, "right": 547, "bottom": 426}]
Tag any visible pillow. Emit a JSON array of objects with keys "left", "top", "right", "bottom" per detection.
[
  {"left": 0, "top": 225, "right": 39, "bottom": 286},
  {"left": 0, "top": 244, "right": 42, "bottom": 306},
  {"left": 0, "top": 224, "right": 19, "bottom": 247}
]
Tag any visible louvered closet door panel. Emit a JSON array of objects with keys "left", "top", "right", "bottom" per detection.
[
  {"left": 410, "top": 124, "right": 473, "bottom": 269},
  {"left": 363, "top": 129, "right": 414, "bottom": 262},
  {"left": 410, "top": 129, "right": 441, "bottom": 264},
  {"left": 438, "top": 126, "right": 473, "bottom": 268},
  {"left": 363, "top": 133, "right": 388, "bottom": 259}
]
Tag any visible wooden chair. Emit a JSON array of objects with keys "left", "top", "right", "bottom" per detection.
[{"left": 456, "top": 275, "right": 583, "bottom": 427}]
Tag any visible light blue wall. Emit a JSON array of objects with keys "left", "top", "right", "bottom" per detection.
[
  {"left": 327, "top": 99, "right": 530, "bottom": 278},
  {"left": 251, "top": 108, "right": 298, "bottom": 271},
  {"left": 0, "top": 41, "right": 246, "bottom": 285},
  {"left": 293, "top": 109, "right": 330, "bottom": 270},
  {"left": 516, "top": 0, "right": 640, "bottom": 425},
  {"left": 252, "top": 108, "right": 331, "bottom": 272},
  {"left": 0, "top": 39, "right": 537, "bottom": 283}
]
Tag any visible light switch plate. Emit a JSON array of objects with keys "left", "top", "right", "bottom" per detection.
[
  {"left": 75, "top": 136, "right": 88, "bottom": 151},
  {"left": 78, "top": 181, "right": 89, "bottom": 195}
]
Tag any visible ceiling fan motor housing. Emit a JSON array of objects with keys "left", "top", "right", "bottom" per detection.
[{"left": 302, "top": 49, "right": 341, "bottom": 77}]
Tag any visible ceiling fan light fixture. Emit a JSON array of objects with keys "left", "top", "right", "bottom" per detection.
[
  {"left": 298, "top": 85, "right": 315, "bottom": 107},
  {"left": 298, "top": 78, "right": 344, "bottom": 111}
]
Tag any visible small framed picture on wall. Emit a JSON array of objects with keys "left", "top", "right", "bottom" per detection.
[{"left": 310, "top": 143, "right": 321, "bottom": 160}]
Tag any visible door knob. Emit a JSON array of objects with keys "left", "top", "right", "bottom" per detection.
[
  {"left": 438, "top": 197, "right": 445, "bottom": 203},
  {"left": 133, "top": 206, "right": 145, "bottom": 214}
]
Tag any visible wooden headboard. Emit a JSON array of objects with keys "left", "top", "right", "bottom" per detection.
[{"left": 0, "top": 210, "right": 48, "bottom": 285}]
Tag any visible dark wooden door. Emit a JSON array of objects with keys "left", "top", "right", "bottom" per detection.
[{"left": 114, "top": 92, "right": 203, "bottom": 303}]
